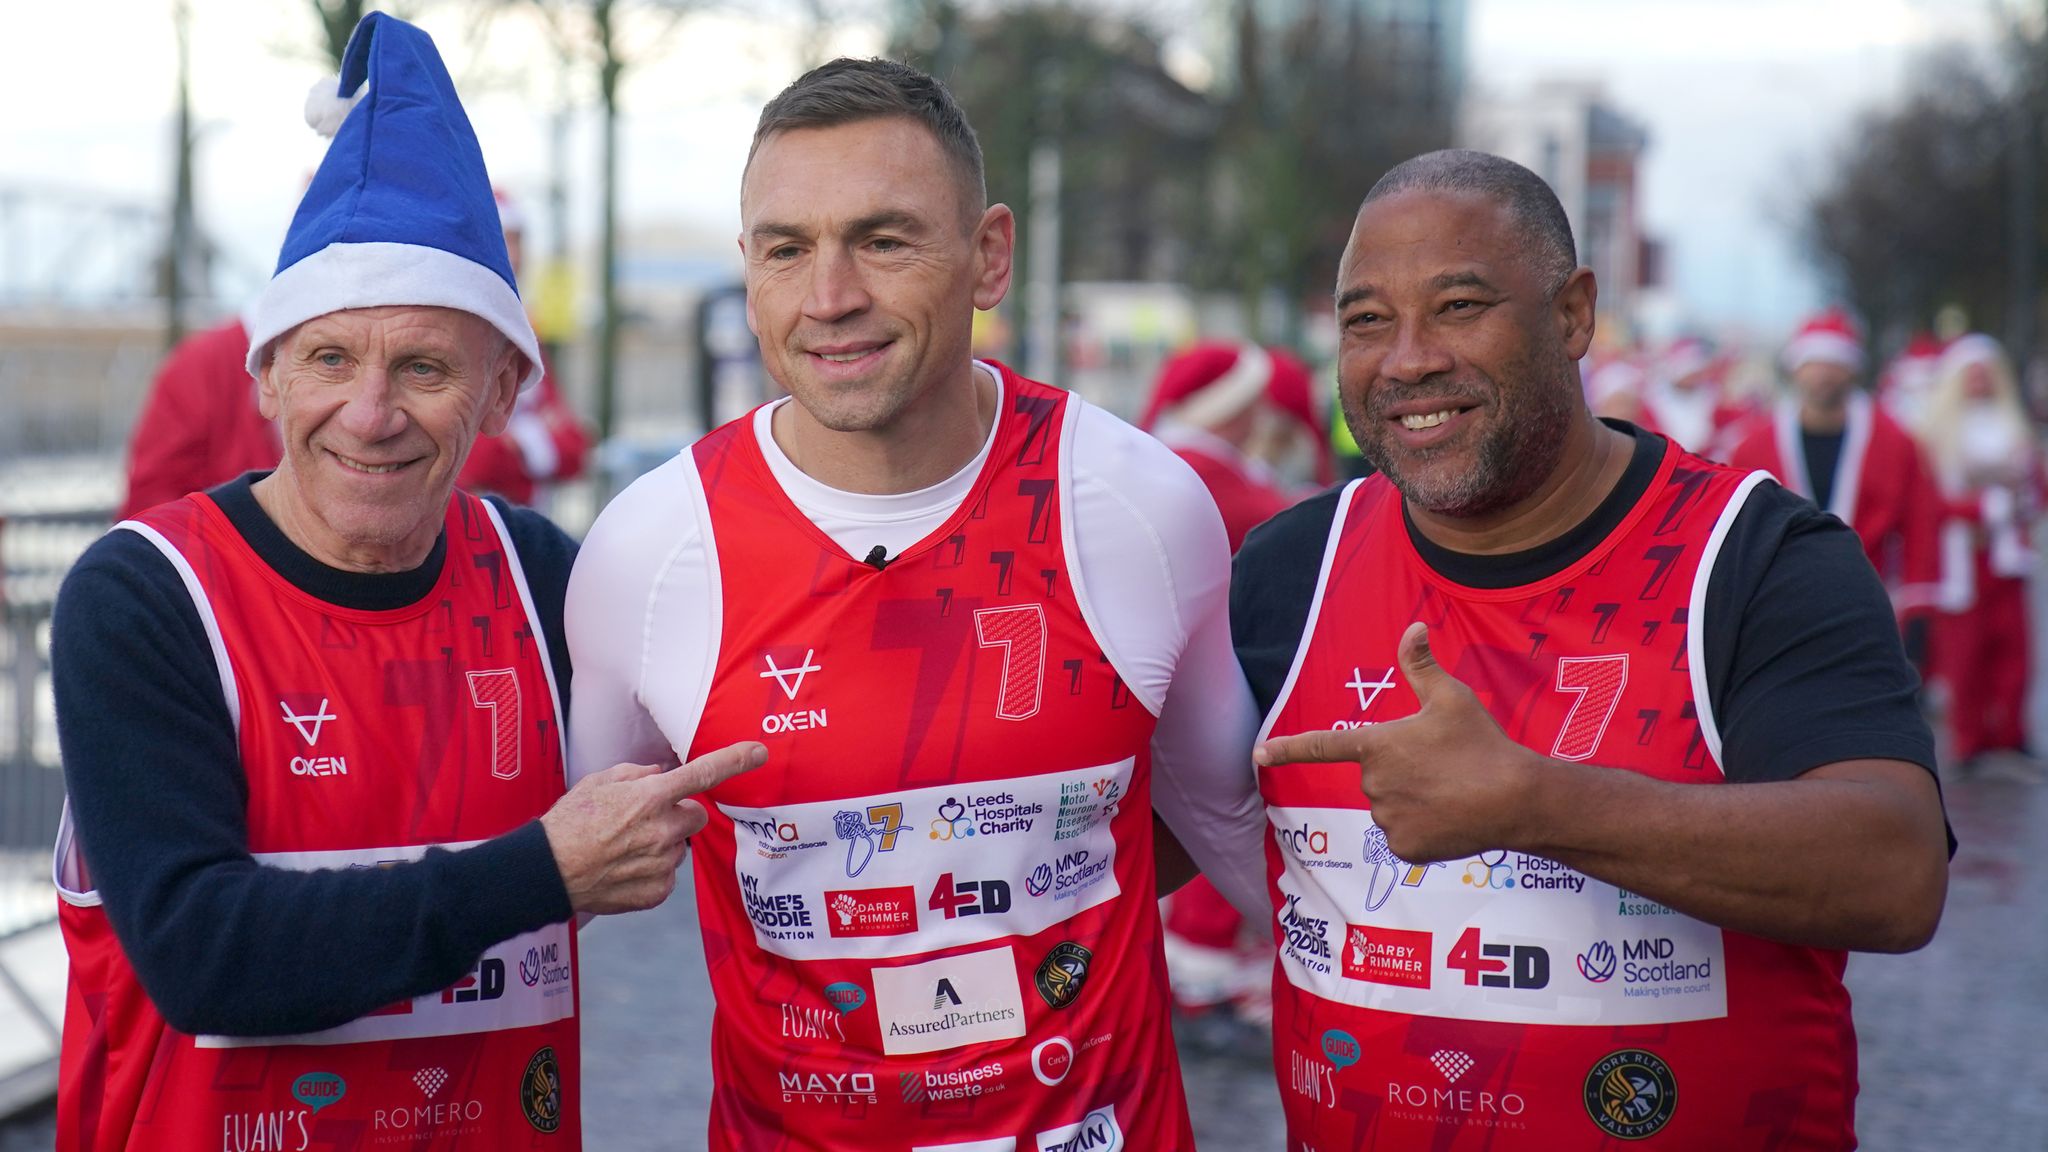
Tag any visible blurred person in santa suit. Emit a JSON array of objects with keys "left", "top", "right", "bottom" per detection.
[
  {"left": 1921, "top": 333, "right": 2045, "bottom": 775},
  {"left": 1138, "top": 341, "right": 1333, "bottom": 549},
  {"left": 1727, "top": 308, "right": 1943, "bottom": 643},
  {"left": 1139, "top": 341, "right": 1330, "bottom": 1028},
  {"left": 1642, "top": 335, "right": 1749, "bottom": 460},
  {"left": 1879, "top": 332, "right": 1947, "bottom": 436},
  {"left": 119, "top": 189, "right": 589, "bottom": 519},
  {"left": 1587, "top": 355, "right": 1652, "bottom": 427}
]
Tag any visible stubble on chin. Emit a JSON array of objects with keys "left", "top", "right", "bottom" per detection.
[{"left": 1346, "top": 354, "right": 1578, "bottom": 519}]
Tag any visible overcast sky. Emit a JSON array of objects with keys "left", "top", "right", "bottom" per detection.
[{"left": 0, "top": 0, "right": 2006, "bottom": 341}]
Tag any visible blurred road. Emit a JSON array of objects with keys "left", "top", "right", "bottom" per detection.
[{"left": 9, "top": 759, "right": 2035, "bottom": 1151}]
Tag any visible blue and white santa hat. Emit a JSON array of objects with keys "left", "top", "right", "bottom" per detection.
[{"left": 245, "top": 11, "right": 542, "bottom": 392}]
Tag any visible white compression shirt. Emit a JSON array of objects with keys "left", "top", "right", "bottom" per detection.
[{"left": 565, "top": 364, "right": 1269, "bottom": 921}]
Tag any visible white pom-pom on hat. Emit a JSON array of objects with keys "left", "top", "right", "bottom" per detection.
[{"left": 304, "top": 76, "right": 367, "bottom": 138}]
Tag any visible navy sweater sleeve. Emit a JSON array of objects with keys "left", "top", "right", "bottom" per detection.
[{"left": 53, "top": 498, "right": 579, "bottom": 1037}]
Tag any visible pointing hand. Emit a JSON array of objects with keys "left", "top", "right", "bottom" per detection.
[{"left": 1256, "top": 622, "right": 1538, "bottom": 863}]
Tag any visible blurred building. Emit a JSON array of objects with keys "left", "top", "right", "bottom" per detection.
[
  {"left": 1205, "top": 0, "right": 1468, "bottom": 124},
  {"left": 1461, "top": 81, "right": 1659, "bottom": 337}
]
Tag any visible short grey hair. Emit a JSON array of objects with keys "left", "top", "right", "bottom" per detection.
[{"left": 1362, "top": 149, "right": 1579, "bottom": 295}]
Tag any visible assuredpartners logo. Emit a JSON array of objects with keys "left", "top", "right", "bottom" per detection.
[{"left": 871, "top": 946, "right": 1027, "bottom": 1056}]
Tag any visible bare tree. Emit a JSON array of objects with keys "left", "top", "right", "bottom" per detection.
[
  {"left": 1803, "top": 41, "right": 2044, "bottom": 359},
  {"left": 527, "top": 0, "right": 708, "bottom": 442}
]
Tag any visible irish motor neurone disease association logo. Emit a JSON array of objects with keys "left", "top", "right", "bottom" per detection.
[
  {"left": 1584, "top": 1049, "right": 1677, "bottom": 1140},
  {"left": 521, "top": 1046, "right": 563, "bottom": 1134}
]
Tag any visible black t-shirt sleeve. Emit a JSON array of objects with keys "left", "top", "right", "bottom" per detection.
[
  {"left": 1701, "top": 480, "right": 1937, "bottom": 782},
  {"left": 1231, "top": 487, "right": 1346, "bottom": 718},
  {"left": 52, "top": 528, "right": 573, "bottom": 1038}
]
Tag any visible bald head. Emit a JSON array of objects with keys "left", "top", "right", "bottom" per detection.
[{"left": 1355, "top": 149, "right": 1578, "bottom": 298}]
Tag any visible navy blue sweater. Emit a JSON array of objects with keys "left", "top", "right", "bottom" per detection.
[{"left": 52, "top": 476, "right": 577, "bottom": 1036}]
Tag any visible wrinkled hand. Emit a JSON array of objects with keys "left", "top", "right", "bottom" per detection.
[
  {"left": 1255, "top": 622, "right": 1537, "bottom": 863},
  {"left": 541, "top": 742, "right": 766, "bottom": 915}
]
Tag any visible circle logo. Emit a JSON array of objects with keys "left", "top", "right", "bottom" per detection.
[
  {"left": 1032, "top": 1036, "right": 1075, "bottom": 1086},
  {"left": 521, "top": 1046, "right": 563, "bottom": 1134},
  {"left": 1584, "top": 1048, "right": 1677, "bottom": 1139}
]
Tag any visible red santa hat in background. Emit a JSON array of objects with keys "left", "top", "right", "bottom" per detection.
[
  {"left": 1142, "top": 341, "right": 1274, "bottom": 431},
  {"left": 1781, "top": 307, "right": 1866, "bottom": 375}
]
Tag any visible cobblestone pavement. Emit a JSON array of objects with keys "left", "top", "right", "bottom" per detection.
[{"left": 4, "top": 759, "right": 2040, "bottom": 1151}]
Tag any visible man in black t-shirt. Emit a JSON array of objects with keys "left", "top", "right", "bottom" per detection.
[{"left": 1239, "top": 149, "right": 1950, "bottom": 1151}]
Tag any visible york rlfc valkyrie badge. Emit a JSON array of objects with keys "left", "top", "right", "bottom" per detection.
[
  {"left": 1035, "top": 941, "right": 1092, "bottom": 1009},
  {"left": 521, "top": 1046, "right": 563, "bottom": 1133}
]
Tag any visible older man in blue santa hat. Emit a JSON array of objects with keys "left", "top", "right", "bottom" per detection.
[{"left": 49, "top": 14, "right": 759, "bottom": 1151}]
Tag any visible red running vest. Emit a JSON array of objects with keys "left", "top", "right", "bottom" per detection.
[
  {"left": 683, "top": 367, "right": 1192, "bottom": 1151},
  {"left": 54, "top": 491, "right": 578, "bottom": 1152},
  {"left": 1258, "top": 448, "right": 1859, "bottom": 1151}
]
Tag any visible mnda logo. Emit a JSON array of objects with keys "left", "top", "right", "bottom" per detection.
[{"left": 1584, "top": 1049, "right": 1677, "bottom": 1139}]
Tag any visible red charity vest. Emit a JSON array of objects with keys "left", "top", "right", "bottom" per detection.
[
  {"left": 55, "top": 491, "right": 578, "bottom": 1152},
  {"left": 1259, "top": 449, "right": 1858, "bottom": 1151},
  {"left": 684, "top": 366, "right": 1191, "bottom": 1151}
]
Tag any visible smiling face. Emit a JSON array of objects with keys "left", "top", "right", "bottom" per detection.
[
  {"left": 739, "top": 116, "right": 1011, "bottom": 437},
  {"left": 1333, "top": 188, "right": 1594, "bottom": 519},
  {"left": 258, "top": 305, "right": 521, "bottom": 571}
]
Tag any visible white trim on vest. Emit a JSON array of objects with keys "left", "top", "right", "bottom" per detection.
[
  {"left": 1255, "top": 478, "right": 1365, "bottom": 745},
  {"left": 53, "top": 519, "right": 246, "bottom": 907},
  {"left": 661, "top": 449, "right": 724, "bottom": 755},
  {"left": 1686, "top": 471, "right": 1772, "bottom": 773},
  {"left": 478, "top": 498, "right": 569, "bottom": 779}
]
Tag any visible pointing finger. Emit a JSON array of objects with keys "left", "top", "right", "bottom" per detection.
[
  {"left": 1256, "top": 727, "right": 1374, "bottom": 768},
  {"left": 648, "top": 741, "right": 767, "bottom": 803}
]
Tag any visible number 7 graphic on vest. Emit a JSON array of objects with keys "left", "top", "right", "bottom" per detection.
[
  {"left": 1551, "top": 654, "right": 1628, "bottom": 762},
  {"left": 466, "top": 669, "right": 522, "bottom": 780},
  {"left": 974, "top": 604, "right": 1047, "bottom": 721}
]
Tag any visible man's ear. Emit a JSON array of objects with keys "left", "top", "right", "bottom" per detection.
[
  {"left": 1554, "top": 267, "right": 1598, "bottom": 361},
  {"left": 255, "top": 350, "right": 282, "bottom": 420},
  {"left": 477, "top": 344, "right": 525, "bottom": 438},
  {"left": 971, "top": 204, "right": 1016, "bottom": 312}
]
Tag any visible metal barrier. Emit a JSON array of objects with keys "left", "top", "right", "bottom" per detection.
[{"left": 0, "top": 500, "right": 108, "bottom": 1119}]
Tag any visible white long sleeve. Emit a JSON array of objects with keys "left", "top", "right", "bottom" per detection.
[{"left": 565, "top": 378, "right": 1268, "bottom": 918}]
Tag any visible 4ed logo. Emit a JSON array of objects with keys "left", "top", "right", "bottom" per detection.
[{"left": 834, "top": 803, "right": 906, "bottom": 877}]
